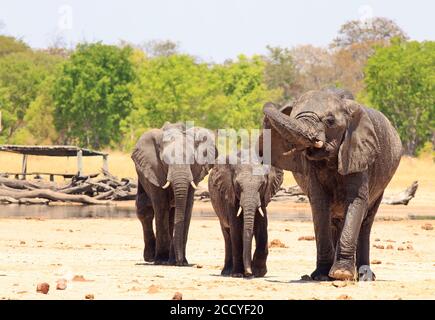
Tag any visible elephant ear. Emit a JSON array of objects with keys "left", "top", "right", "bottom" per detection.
[
  {"left": 338, "top": 100, "right": 380, "bottom": 175},
  {"left": 131, "top": 129, "right": 166, "bottom": 187},
  {"left": 191, "top": 127, "right": 218, "bottom": 183},
  {"left": 211, "top": 158, "right": 235, "bottom": 204},
  {"left": 264, "top": 166, "right": 284, "bottom": 204},
  {"left": 258, "top": 102, "right": 306, "bottom": 174}
]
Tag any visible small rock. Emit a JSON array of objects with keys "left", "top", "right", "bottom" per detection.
[
  {"left": 386, "top": 245, "right": 394, "bottom": 250},
  {"left": 300, "top": 274, "right": 312, "bottom": 281},
  {"left": 196, "top": 264, "right": 203, "bottom": 269},
  {"left": 56, "top": 279, "right": 67, "bottom": 290},
  {"left": 285, "top": 228, "right": 291, "bottom": 232},
  {"left": 85, "top": 294, "right": 94, "bottom": 300},
  {"left": 36, "top": 283, "right": 50, "bottom": 294},
  {"left": 298, "top": 236, "right": 315, "bottom": 241},
  {"left": 397, "top": 247, "right": 405, "bottom": 251},
  {"left": 269, "top": 239, "right": 287, "bottom": 248},
  {"left": 72, "top": 275, "right": 91, "bottom": 282},
  {"left": 147, "top": 284, "right": 160, "bottom": 294},
  {"left": 337, "top": 294, "right": 352, "bottom": 300},
  {"left": 371, "top": 260, "right": 382, "bottom": 265},
  {"left": 20, "top": 241, "right": 26, "bottom": 245},
  {"left": 386, "top": 239, "right": 396, "bottom": 243},
  {"left": 172, "top": 292, "right": 183, "bottom": 300},
  {"left": 374, "top": 238, "right": 380, "bottom": 242},
  {"left": 421, "top": 223, "right": 433, "bottom": 231},
  {"left": 406, "top": 244, "right": 414, "bottom": 250},
  {"left": 128, "top": 286, "right": 141, "bottom": 292},
  {"left": 373, "top": 244, "right": 384, "bottom": 249},
  {"left": 332, "top": 281, "right": 347, "bottom": 288},
  {"left": 84, "top": 244, "right": 92, "bottom": 248}
]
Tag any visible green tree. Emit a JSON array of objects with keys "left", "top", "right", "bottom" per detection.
[
  {"left": 53, "top": 43, "right": 135, "bottom": 148},
  {"left": 0, "top": 35, "right": 30, "bottom": 57},
  {"left": 365, "top": 39, "right": 435, "bottom": 155},
  {"left": 0, "top": 49, "right": 62, "bottom": 143},
  {"left": 120, "top": 53, "right": 213, "bottom": 149},
  {"left": 207, "top": 55, "right": 281, "bottom": 129},
  {"left": 263, "top": 46, "right": 295, "bottom": 102}
]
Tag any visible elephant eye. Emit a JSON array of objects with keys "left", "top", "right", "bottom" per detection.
[{"left": 324, "top": 115, "right": 335, "bottom": 127}]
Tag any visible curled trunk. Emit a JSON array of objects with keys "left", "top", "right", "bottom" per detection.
[{"left": 263, "top": 103, "right": 315, "bottom": 147}]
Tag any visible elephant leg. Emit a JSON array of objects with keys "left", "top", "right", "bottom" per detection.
[
  {"left": 152, "top": 200, "right": 171, "bottom": 265},
  {"left": 136, "top": 184, "right": 155, "bottom": 262},
  {"left": 229, "top": 205, "right": 244, "bottom": 277},
  {"left": 220, "top": 224, "right": 233, "bottom": 276},
  {"left": 168, "top": 207, "right": 176, "bottom": 265},
  {"left": 252, "top": 208, "right": 268, "bottom": 278},
  {"left": 330, "top": 172, "right": 369, "bottom": 281},
  {"left": 357, "top": 193, "right": 382, "bottom": 281},
  {"left": 308, "top": 177, "right": 334, "bottom": 281}
]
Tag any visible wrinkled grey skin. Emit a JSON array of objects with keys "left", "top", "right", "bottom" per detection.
[
  {"left": 208, "top": 157, "right": 283, "bottom": 278},
  {"left": 131, "top": 123, "right": 216, "bottom": 266},
  {"left": 261, "top": 88, "right": 402, "bottom": 281}
]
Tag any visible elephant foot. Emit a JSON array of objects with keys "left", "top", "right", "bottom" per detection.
[
  {"left": 310, "top": 263, "right": 333, "bottom": 281},
  {"left": 221, "top": 266, "right": 232, "bottom": 277},
  {"left": 358, "top": 265, "right": 376, "bottom": 281},
  {"left": 252, "top": 266, "right": 267, "bottom": 278},
  {"left": 231, "top": 273, "right": 244, "bottom": 278},
  {"left": 144, "top": 249, "right": 155, "bottom": 263},
  {"left": 153, "top": 253, "right": 169, "bottom": 265},
  {"left": 329, "top": 259, "right": 356, "bottom": 281},
  {"left": 175, "top": 260, "right": 189, "bottom": 267}
]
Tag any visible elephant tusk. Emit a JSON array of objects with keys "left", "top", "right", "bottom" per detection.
[
  {"left": 282, "top": 147, "right": 296, "bottom": 156},
  {"left": 314, "top": 140, "right": 324, "bottom": 148},
  {"left": 237, "top": 206, "right": 243, "bottom": 217},
  {"left": 190, "top": 181, "right": 198, "bottom": 190},
  {"left": 162, "top": 181, "right": 171, "bottom": 189},
  {"left": 258, "top": 207, "right": 265, "bottom": 217}
]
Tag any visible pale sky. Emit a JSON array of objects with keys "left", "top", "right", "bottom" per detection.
[{"left": 0, "top": 0, "right": 434, "bottom": 62}]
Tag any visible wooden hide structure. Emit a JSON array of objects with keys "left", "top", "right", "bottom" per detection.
[{"left": 0, "top": 145, "right": 108, "bottom": 180}]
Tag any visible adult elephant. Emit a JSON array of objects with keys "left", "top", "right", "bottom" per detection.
[
  {"left": 132, "top": 122, "right": 216, "bottom": 266},
  {"left": 208, "top": 156, "right": 283, "bottom": 278},
  {"left": 261, "top": 88, "right": 402, "bottom": 281}
]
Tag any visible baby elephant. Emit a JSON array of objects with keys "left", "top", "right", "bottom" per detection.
[{"left": 208, "top": 157, "right": 283, "bottom": 278}]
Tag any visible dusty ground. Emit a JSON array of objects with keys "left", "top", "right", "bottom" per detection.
[{"left": 0, "top": 217, "right": 434, "bottom": 300}]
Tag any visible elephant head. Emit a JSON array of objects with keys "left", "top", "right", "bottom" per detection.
[
  {"left": 262, "top": 88, "right": 380, "bottom": 175},
  {"left": 132, "top": 122, "right": 216, "bottom": 265},
  {"left": 212, "top": 160, "right": 283, "bottom": 276}
]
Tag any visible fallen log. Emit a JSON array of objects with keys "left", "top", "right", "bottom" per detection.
[
  {"left": 0, "top": 177, "right": 61, "bottom": 190},
  {"left": 0, "top": 188, "right": 110, "bottom": 205},
  {"left": 382, "top": 181, "right": 418, "bottom": 205}
]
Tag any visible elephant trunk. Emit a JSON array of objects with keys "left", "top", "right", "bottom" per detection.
[
  {"left": 167, "top": 165, "right": 193, "bottom": 265},
  {"left": 240, "top": 193, "right": 261, "bottom": 277},
  {"left": 263, "top": 103, "right": 322, "bottom": 148}
]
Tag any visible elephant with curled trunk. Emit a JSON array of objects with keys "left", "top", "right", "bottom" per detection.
[
  {"left": 261, "top": 88, "right": 402, "bottom": 281},
  {"left": 208, "top": 156, "right": 283, "bottom": 277},
  {"left": 132, "top": 122, "right": 216, "bottom": 266}
]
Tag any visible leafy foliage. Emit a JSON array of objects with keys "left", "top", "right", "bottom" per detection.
[
  {"left": 53, "top": 43, "right": 135, "bottom": 148},
  {"left": 365, "top": 39, "right": 435, "bottom": 154}
]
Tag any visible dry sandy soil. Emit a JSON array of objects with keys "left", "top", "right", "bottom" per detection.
[
  {"left": 0, "top": 154, "right": 434, "bottom": 299},
  {"left": 0, "top": 216, "right": 434, "bottom": 300}
]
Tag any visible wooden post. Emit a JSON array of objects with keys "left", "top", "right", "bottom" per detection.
[
  {"left": 21, "top": 154, "right": 28, "bottom": 180},
  {"left": 77, "top": 150, "right": 83, "bottom": 176},
  {"left": 102, "top": 155, "right": 109, "bottom": 173}
]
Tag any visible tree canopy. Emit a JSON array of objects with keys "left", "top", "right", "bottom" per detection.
[
  {"left": 53, "top": 43, "right": 135, "bottom": 148},
  {"left": 365, "top": 39, "right": 434, "bottom": 155}
]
